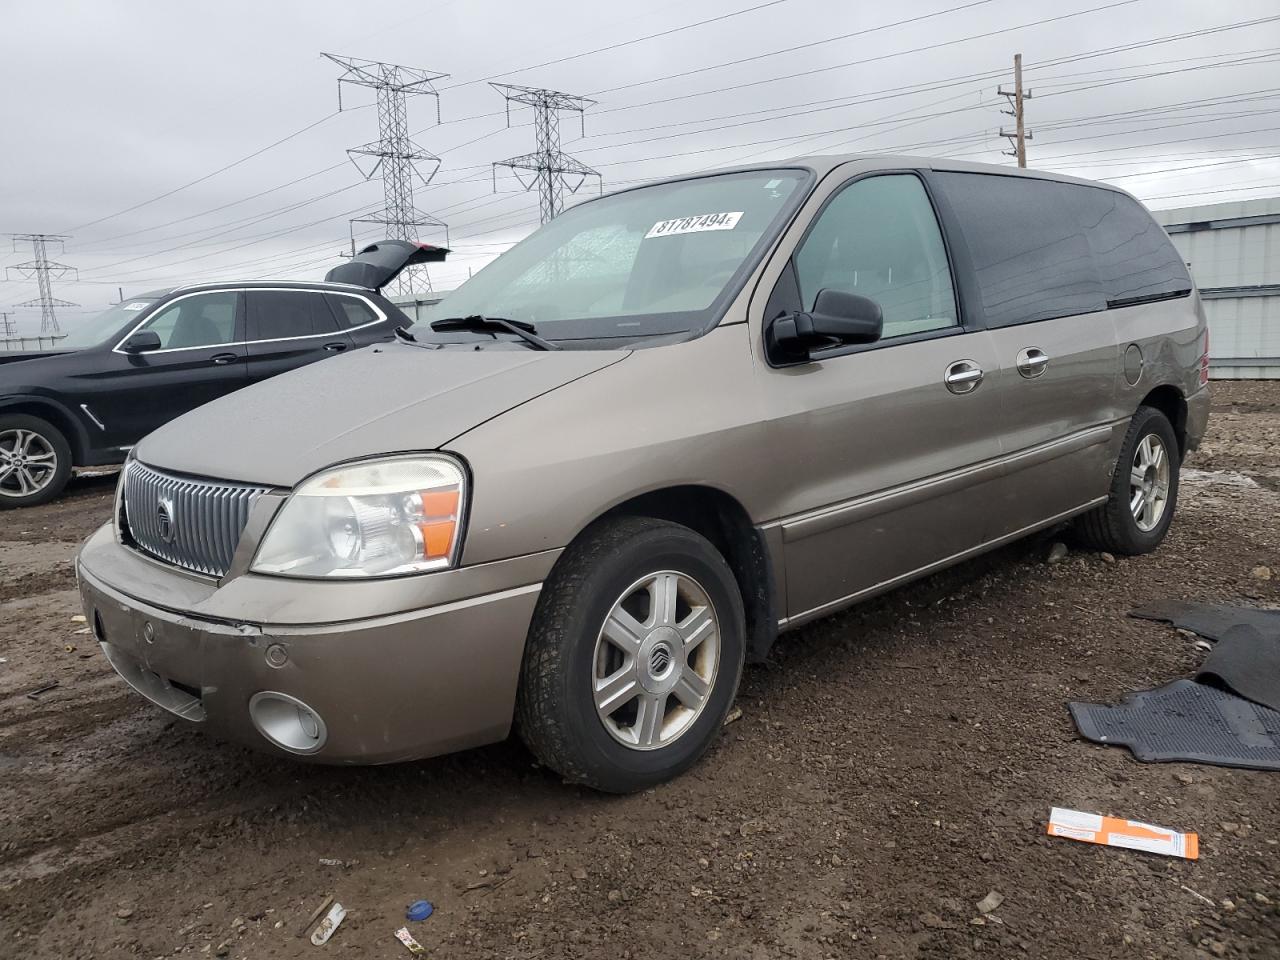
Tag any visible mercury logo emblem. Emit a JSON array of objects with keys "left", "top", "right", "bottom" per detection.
[
  {"left": 649, "top": 643, "right": 673, "bottom": 677},
  {"left": 157, "top": 496, "right": 177, "bottom": 544}
]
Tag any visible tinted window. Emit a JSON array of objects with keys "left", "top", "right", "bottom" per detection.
[
  {"left": 794, "top": 174, "right": 957, "bottom": 339},
  {"left": 326, "top": 294, "right": 379, "bottom": 329},
  {"left": 933, "top": 172, "right": 1105, "bottom": 327},
  {"left": 248, "top": 291, "right": 340, "bottom": 341},
  {"left": 139, "top": 292, "right": 238, "bottom": 349},
  {"left": 1072, "top": 186, "right": 1192, "bottom": 305}
]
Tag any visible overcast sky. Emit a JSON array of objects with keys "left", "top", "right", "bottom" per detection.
[{"left": 2, "top": 0, "right": 1278, "bottom": 334}]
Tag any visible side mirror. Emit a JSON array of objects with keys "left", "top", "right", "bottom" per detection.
[
  {"left": 766, "top": 288, "right": 883, "bottom": 365},
  {"left": 121, "top": 330, "right": 162, "bottom": 353}
]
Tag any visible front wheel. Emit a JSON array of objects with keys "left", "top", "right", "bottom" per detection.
[
  {"left": 1076, "top": 405, "right": 1180, "bottom": 555},
  {"left": 516, "top": 516, "right": 746, "bottom": 793},
  {"left": 0, "top": 414, "right": 73, "bottom": 509}
]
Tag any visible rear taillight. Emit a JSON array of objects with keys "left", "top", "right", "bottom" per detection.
[{"left": 1198, "top": 328, "right": 1210, "bottom": 386}]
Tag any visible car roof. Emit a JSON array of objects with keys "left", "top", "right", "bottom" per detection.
[
  {"left": 592, "top": 152, "right": 1132, "bottom": 202},
  {"left": 156, "top": 280, "right": 379, "bottom": 297}
]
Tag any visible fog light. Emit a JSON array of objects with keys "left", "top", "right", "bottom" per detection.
[{"left": 248, "top": 692, "right": 327, "bottom": 754}]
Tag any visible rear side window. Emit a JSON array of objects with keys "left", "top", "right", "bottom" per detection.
[
  {"left": 247, "top": 291, "right": 340, "bottom": 341},
  {"left": 793, "top": 174, "right": 957, "bottom": 339},
  {"left": 932, "top": 172, "right": 1105, "bottom": 327},
  {"left": 1071, "top": 186, "right": 1192, "bottom": 306},
  {"left": 325, "top": 294, "right": 380, "bottom": 329}
]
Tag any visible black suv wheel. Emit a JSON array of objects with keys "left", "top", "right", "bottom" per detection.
[{"left": 0, "top": 414, "right": 73, "bottom": 509}]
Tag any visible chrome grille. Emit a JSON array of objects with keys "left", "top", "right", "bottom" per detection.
[{"left": 122, "top": 460, "right": 269, "bottom": 577}]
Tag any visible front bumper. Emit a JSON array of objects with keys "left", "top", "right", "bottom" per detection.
[{"left": 77, "top": 524, "right": 556, "bottom": 764}]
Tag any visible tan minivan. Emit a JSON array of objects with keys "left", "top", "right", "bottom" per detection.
[{"left": 78, "top": 155, "right": 1209, "bottom": 792}]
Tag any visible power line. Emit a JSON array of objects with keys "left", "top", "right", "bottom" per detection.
[
  {"left": 589, "top": 0, "right": 1003, "bottom": 97},
  {"left": 439, "top": 0, "right": 794, "bottom": 91},
  {"left": 586, "top": 0, "right": 1144, "bottom": 114},
  {"left": 63, "top": 110, "right": 352, "bottom": 234},
  {"left": 73, "top": 16, "right": 1280, "bottom": 267}
]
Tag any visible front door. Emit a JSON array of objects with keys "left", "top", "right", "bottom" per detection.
[
  {"left": 756, "top": 172, "right": 1005, "bottom": 622},
  {"left": 85, "top": 290, "right": 247, "bottom": 448}
]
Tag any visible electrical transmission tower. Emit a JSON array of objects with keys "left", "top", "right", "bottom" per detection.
[
  {"left": 323, "top": 53, "right": 449, "bottom": 295},
  {"left": 6, "top": 234, "right": 78, "bottom": 334},
  {"left": 998, "top": 53, "right": 1033, "bottom": 168},
  {"left": 492, "top": 84, "right": 601, "bottom": 224},
  {"left": 0, "top": 312, "right": 15, "bottom": 338}
]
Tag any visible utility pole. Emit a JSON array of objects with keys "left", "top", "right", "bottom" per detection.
[
  {"left": 492, "top": 84, "right": 601, "bottom": 224},
  {"left": 998, "top": 53, "right": 1033, "bottom": 168},
  {"left": 323, "top": 53, "right": 449, "bottom": 295},
  {"left": 6, "top": 234, "right": 77, "bottom": 334}
]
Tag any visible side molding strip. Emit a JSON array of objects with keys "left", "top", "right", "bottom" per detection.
[{"left": 776, "top": 424, "right": 1113, "bottom": 545}]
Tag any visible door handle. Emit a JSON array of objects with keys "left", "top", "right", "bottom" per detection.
[
  {"left": 210, "top": 353, "right": 239, "bottom": 365},
  {"left": 944, "top": 359, "right": 984, "bottom": 395},
  {"left": 1016, "top": 347, "right": 1051, "bottom": 378},
  {"left": 323, "top": 342, "right": 349, "bottom": 352}
]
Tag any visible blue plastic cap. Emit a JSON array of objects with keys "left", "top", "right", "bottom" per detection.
[{"left": 406, "top": 900, "right": 434, "bottom": 922}]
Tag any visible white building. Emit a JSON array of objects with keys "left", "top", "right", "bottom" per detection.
[{"left": 1152, "top": 197, "right": 1280, "bottom": 379}]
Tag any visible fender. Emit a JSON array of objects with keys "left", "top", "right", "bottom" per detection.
[{"left": 0, "top": 393, "right": 94, "bottom": 464}]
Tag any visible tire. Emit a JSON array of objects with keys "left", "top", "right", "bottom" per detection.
[
  {"left": 0, "top": 414, "right": 72, "bottom": 509},
  {"left": 1076, "top": 405, "right": 1180, "bottom": 556},
  {"left": 516, "top": 516, "right": 746, "bottom": 793}
]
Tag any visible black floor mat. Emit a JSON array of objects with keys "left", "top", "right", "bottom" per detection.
[
  {"left": 1198, "top": 624, "right": 1280, "bottom": 713},
  {"left": 1129, "top": 600, "right": 1280, "bottom": 642},
  {"left": 1070, "top": 680, "right": 1280, "bottom": 772}
]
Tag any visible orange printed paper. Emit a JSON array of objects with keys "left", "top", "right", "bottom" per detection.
[{"left": 1048, "top": 807, "right": 1199, "bottom": 860}]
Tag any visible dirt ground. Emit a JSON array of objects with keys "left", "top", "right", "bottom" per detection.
[{"left": 1, "top": 382, "right": 1278, "bottom": 960}]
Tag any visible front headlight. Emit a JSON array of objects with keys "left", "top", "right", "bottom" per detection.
[{"left": 251, "top": 455, "right": 467, "bottom": 578}]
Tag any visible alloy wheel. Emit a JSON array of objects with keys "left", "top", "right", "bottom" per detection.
[
  {"left": 0, "top": 429, "right": 59, "bottom": 499},
  {"left": 591, "top": 570, "right": 721, "bottom": 751},
  {"left": 1129, "top": 433, "right": 1171, "bottom": 533}
]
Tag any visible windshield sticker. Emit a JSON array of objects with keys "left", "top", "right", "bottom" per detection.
[
  {"left": 122, "top": 302, "right": 149, "bottom": 311},
  {"left": 763, "top": 179, "right": 783, "bottom": 189},
  {"left": 645, "top": 212, "right": 743, "bottom": 239}
]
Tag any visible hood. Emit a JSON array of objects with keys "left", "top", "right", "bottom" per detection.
[
  {"left": 324, "top": 240, "right": 449, "bottom": 292},
  {"left": 134, "top": 342, "right": 628, "bottom": 486}
]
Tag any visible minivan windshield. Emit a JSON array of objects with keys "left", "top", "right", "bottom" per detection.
[
  {"left": 426, "top": 169, "right": 809, "bottom": 344},
  {"left": 58, "top": 299, "right": 159, "bottom": 350}
]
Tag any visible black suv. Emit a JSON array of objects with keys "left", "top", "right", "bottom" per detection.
[{"left": 0, "top": 240, "right": 444, "bottom": 507}]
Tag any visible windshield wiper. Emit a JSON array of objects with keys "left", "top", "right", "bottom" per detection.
[{"left": 429, "top": 314, "right": 560, "bottom": 351}]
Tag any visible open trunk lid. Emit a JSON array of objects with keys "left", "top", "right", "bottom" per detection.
[{"left": 324, "top": 240, "right": 449, "bottom": 292}]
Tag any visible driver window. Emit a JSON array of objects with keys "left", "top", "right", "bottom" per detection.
[
  {"left": 140, "top": 292, "right": 239, "bottom": 349},
  {"left": 794, "top": 174, "right": 957, "bottom": 340}
]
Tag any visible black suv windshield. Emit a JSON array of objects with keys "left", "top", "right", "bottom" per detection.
[
  {"left": 425, "top": 169, "right": 809, "bottom": 344},
  {"left": 59, "top": 298, "right": 159, "bottom": 350}
]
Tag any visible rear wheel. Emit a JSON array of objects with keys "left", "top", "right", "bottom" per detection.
[
  {"left": 1076, "top": 405, "right": 1179, "bottom": 555},
  {"left": 0, "top": 414, "right": 72, "bottom": 509},
  {"left": 516, "top": 516, "right": 745, "bottom": 793}
]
